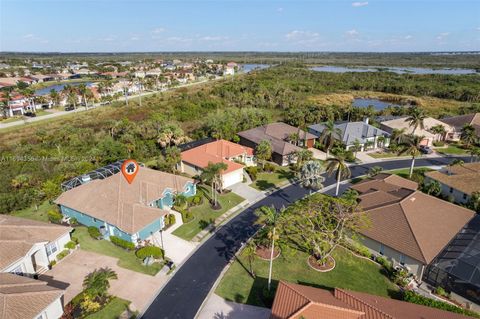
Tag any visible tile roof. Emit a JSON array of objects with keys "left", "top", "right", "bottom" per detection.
[
  {"left": 237, "top": 122, "right": 315, "bottom": 156},
  {"left": 352, "top": 174, "right": 475, "bottom": 263},
  {"left": 0, "top": 215, "right": 71, "bottom": 270},
  {"left": 271, "top": 281, "right": 473, "bottom": 319},
  {"left": 440, "top": 113, "right": 480, "bottom": 135},
  {"left": 380, "top": 117, "right": 453, "bottom": 137},
  {"left": 309, "top": 121, "right": 390, "bottom": 145},
  {"left": 55, "top": 167, "right": 194, "bottom": 235},
  {"left": 181, "top": 139, "right": 252, "bottom": 174},
  {"left": 425, "top": 163, "right": 480, "bottom": 195},
  {"left": 0, "top": 273, "right": 64, "bottom": 319}
]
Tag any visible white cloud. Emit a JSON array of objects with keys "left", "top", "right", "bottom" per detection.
[
  {"left": 166, "top": 36, "right": 192, "bottom": 43},
  {"left": 345, "top": 29, "right": 360, "bottom": 37},
  {"left": 22, "top": 34, "right": 34, "bottom": 39},
  {"left": 152, "top": 27, "right": 165, "bottom": 34},
  {"left": 199, "top": 36, "right": 229, "bottom": 42},
  {"left": 404, "top": 35, "right": 413, "bottom": 40},
  {"left": 130, "top": 36, "right": 140, "bottom": 41},
  {"left": 436, "top": 32, "right": 450, "bottom": 40},
  {"left": 352, "top": 2, "right": 368, "bottom": 7},
  {"left": 277, "top": 7, "right": 284, "bottom": 12}
]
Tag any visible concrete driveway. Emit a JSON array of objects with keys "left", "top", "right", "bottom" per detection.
[
  {"left": 228, "top": 182, "right": 265, "bottom": 203},
  {"left": 197, "top": 293, "right": 270, "bottom": 319},
  {"left": 40, "top": 249, "right": 168, "bottom": 311}
]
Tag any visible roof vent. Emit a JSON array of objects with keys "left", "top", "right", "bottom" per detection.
[{"left": 410, "top": 197, "right": 416, "bottom": 202}]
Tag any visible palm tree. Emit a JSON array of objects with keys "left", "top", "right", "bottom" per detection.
[
  {"left": 430, "top": 124, "right": 447, "bottom": 141},
  {"left": 298, "top": 160, "right": 325, "bottom": 190},
  {"left": 469, "top": 147, "right": 480, "bottom": 163},
  {"left": 78, "top": 84, "right": 89, "bottom": 109},
  {"left": 82, "top": 267, "right": 118, "bottom": 301},
  {"left": 422, "top": 180, "right": 441, "bottom": 196},
  {"left": 461, "top": 124, "right": 477, "bottom": 149},
  {"left": 318, "top": 120, "right": 341, "bottom": 157},
  {"left": 1, "top": 90, "right": 12, "bottom": 117},
  {"left": 352, "top": 139, "right": 362, "bottom": 157},
  {"left": 405, "top": 106, "right": 426, "bottom": 135},
  {"left": 49, "top": 89, "right": 60, "bottom": 107},
  {"left": 294, "top": 148, "right": 313, "bottom": 169},
  {"left": 243, "top": 241, "right": 257, "bottom": 278},
  {"left": 398, "top": 135, "right": 423, "bottom": 178},
  {"left": 367, "top": 166, "right": 383, "bottom": 177},
  {"left": 200, "top": 162, "right": 228, "bottom": 207},
  {"left": 391, "top": 128, "right": 407, "bottom": 144},
  {"left": 325, "top": 152, "right": 351, "bottom": 196},
  {"left": 255, "top": 205, "right": 281, "bottom": 291}
]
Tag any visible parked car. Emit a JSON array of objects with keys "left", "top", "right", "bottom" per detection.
[
  {"left": 64, "top": 105, "right": 75, "bottom": 111},
  {"left": 419, "top": 145, "right": 433, "bottom": 154},
  {"left": 24, "top": 112, "right": 37, "bottom": 117}
]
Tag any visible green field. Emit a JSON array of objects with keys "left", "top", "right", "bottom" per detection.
[
  {"left": 73, "top": 227, "right": 161, "bottom": 276},
  {"left": 250, "top": 167, "right": 295, "bottom": 191},
  {"left": 216, "top": 246, "right": 398, "bottom": 308},
  {"left": 84, "top": 297, "right": 131, "bottom": 319},
  {"left": 172, "top": 192, "right": 245, "bottom": 241},
  {"left": 11, "top": 200, "right": 54, "bottom": 222}
]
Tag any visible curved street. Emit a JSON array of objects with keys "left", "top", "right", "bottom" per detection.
[{"left": 141, "top": 156, "right": 468, "bottom": 319}]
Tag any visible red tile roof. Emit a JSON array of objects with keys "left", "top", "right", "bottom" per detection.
[{"left": 181, "top": 139, "right": 252, "bottom": 174}]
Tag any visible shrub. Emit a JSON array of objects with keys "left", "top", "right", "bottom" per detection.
[
  {"left": 345, "top": 150, "right": 356, "bottom": 163},
  {"left": 376, "top": 256, "right": 394, "bottom": 274},
  {"left": 180, "top": 209, "right": 193, "bottom": 223},
  {"left": 349, "top": 241, "right": 372, "bottom": 258},
  {"left": 69, "top": 217, "right": 78, "bottom": 225},
  {"left": 189, "top": 194, "right": 203, "bottom": 206},
  {"left": 56, "top": 249, "right": 69, "bottom": 260},
  {"left": 168, "top": 214, "right": 176, "bottom": 225},
  {"left": 403, "top": 291, "right": 480, "bottom": 318},
  {"left": 48, "top": 210, "right": 63, "bottom": 224},
  {"left": 110, "top": 236, "right": 135, "bottom": 250},
  {"left": 435, "top": 286, "right": 449, "bottom": 297},
  {"left": 71, "top": 292, "right": 85, "bottom": 307},
  {"left": 64, "top": 241, "right": 76, "bottom": 249},
  {"left": 88, "top": 226, "right": 101, "bottom": 239},
  {"left": 136, "top": 246, "right": 164, "bottom": 260},
  {"left": 49, "top": 260, "right": 57, "bottom": 268},
  {"left": 71, "top": 236, "right": 79, "bottom": 244},
  {"left": 245, "top": 166, "right": 258, "bottom": 181},
  {"left": 263, "top": 162, "right": 276, "bottom": 173}
]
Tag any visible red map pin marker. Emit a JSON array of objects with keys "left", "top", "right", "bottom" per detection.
[{"left": 121, "top": 159, "right": 139, "bottom": 184}]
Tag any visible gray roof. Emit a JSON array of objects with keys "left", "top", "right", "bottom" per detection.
[{"left": 309, "top": 121, "right": 390, "bottom": 146}]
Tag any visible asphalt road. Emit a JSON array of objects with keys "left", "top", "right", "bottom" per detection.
[{"left": 141, "top": 156, "right": 468, "bottom": 319}]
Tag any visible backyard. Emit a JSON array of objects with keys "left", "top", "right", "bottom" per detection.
[
  {"left": 215, "top": 246, "right": 398, "bottom": 308},
  {"left": 250, "top": 166, "right": 295, "bottom": 191},
  {"left": 73, "top": 227, "right": 162, "bottom": 276},
  {"left": 11, "top": 200, "right": 54, "bottom": 222},
  {"left": 172, "top": 191, "right": 245, "bottom": 241}
]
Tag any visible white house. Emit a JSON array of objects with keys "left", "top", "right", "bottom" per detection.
[
  {"left": 0, "top": 273, "right": 65, "bottom": 319},
  {"left": 0, "top": 215, "right": 72, "bottom": 275}
]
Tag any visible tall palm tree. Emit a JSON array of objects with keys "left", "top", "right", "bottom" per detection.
[
  {"left": 398, "top": 134, "right": 423, "bottom": 178},
  {"left": 391, "top": 128, "right": 407, "bottom": 144},
  {"left": 461, "top": 124, "right": 477, "bottom": 149},
  {"left": 469, "top": 147, "right": 480, "bottom": 163},
  {"left": 200, "top": 162, "right": 228, "bottom": 207},
  {"left": 294, "top": 148, "right": 313, "bottom": 169},
  {"left": 82, "top": 267, "right": 118, "bottom": 300},
  {"left": 77, "top": 84, "right": 89, "bottom": 109},
  {"left": 255, "top": 205, "right": 281, "bottom": 291},
  {"left": 325, "top": 152, "right": 351, "bottom": 196},
  {"left": 319, "top": 120, "right": 341, "bottom": 158},
  {"left": 49, "top": 89, "right": 60, "bottom": 107},
  {"left": 430, "top": 124, "right": 447, "bottom": 141},
  {"left": 243, "top": 241, "right": 257, "bottom": 278},
  {"left": 405, "top": 106, "right": 426, "bottom": 135}
]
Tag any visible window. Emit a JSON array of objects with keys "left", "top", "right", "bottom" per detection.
[
  {"left": 399, "top": 254, "right": 406, "bottom": 265},
  {"left": 36, "top": 313, "right": 45, "bottom": 319},
  {"left": 463, "top": 193, "right": 467, "bottom": 200},
  {"left": 449, "top": 187, "right": 454, "bottom": 193},
  {"left": 379, "top": 244, "right": 385, "bottom": 255},
  {"left": 46, "top": 242, "right": 57, "bottom": 256},
  {"left": 11, "top": 265, "right": 23, "bottom": 275}
]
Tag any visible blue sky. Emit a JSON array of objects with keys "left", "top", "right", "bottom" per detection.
[{"left": 1, "top": 0, "right": 479, "bottom": 52}]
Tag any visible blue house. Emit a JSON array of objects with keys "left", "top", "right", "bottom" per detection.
[{"left": 55, "top": 166, "right": 196, "bottom": 244}]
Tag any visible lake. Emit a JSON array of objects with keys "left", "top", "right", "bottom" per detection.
[
  {"left": 352, "top": 98, "right": 401, "bottom": 110},
  {"left": 241, "top": 64, "right": 271, "bottom": 73},
  {"left": 35, "top": 82, "right": 93, "bottom": 96},
  {"left": 310, "top": 65, "right": 478, "bottom": 75}
]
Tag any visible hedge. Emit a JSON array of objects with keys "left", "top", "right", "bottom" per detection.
[
  {"left": 245, "top": 166, "right": 258, "bottom": 181},
  {"left": 403, "top": 291, "right": 480, "bottom": 318},
  {"left": 64, "top": 241, "right": 76, "bottom": 249},
  {"left": 56, "top": 249, "right": 70, "bottom": 260},
  {"left": 136, "top": 246, "right": 164, "bottom": 260},
  {"left": 110, "top": 236, "right": 135, "bottom": 250},
  {"left": 48, "top": 210, "right": 63, "bottom": 224},
  {"left": 88, "top": 226, "right": 101, "bottom": 239},
  {"left": 263, "top": 162, "right": 276, "bottom": 173}
]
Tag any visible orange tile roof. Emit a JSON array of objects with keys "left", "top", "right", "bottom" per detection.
[
  {"left": 181, "top": 139, "right": 252, "bottom": 174},
  {"left": 271, "top": 281, "right": 473, "bottom": 319}
]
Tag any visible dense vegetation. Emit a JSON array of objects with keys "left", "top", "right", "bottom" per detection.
[{"left": 1, "top": 64, "right": 479, "bottom": 214}]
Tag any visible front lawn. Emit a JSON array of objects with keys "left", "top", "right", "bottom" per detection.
[
  {"left": 172, "top": 191, "right": 245, "bottom": 241},
  {"left": 73, "top": 227, "right": 161, "bottom": 276},
  {"left": 250, "top": 166, "right": 295, "bottom": 191},
  {"left": 215, "top": 246, "right": 398, "bottom": 308},
  {"left": 11, "top": 200, "right": 55, "bottom": 222},
  {"left": 84, "top": 297, "right": 131, "bottom": 319},
  {"left": 386, "top": 167, "right": 434, "bottom": 179},
  {"left": 437, "top": 145, "right": 469, "bottom": 155}
]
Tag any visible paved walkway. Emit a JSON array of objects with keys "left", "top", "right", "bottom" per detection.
[
  {"left": 40, "top": 249, "right": 168, "bottom": 311},
  {"left": 197, "top": 293, "right": 270, "bottom": 319}
]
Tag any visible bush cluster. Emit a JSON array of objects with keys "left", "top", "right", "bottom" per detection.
[
  {"left": 88, "top": 226, "right": 101, "bottom": 239},
  {"left": 136, "top": 246, "right": 164, "bottom": 260},
  {"left": 263, "top": 163, "right": 276, "bottom": 173},
  {"left": 345, "top": 150, "right": 356, "bottom": 163},
  {"left": 403, "top": 291, "right": 480, "bottom": 318},
  {"left": 189, "top": 194, "right": 203, "bottom": 206},
  {"left": 56, "top": 249, "right": 70, "bottom": 260},
  {"left": 167, "top": 214, "right": 176, "bottom": 225},
  {"left": 110, "top": 236, "right": 135, "bottom": 250},
  {"left": 180, "top": 209, "right": 193, "bottom": 223},
  {"left": 64, "top": 241, "right": 76, "bottom": 249},
  {"left": 245, "top": 166, "right": 258, "bottom": 181},
  {"left": 48, "top": 210, "right": 63, "bottom": 224}
]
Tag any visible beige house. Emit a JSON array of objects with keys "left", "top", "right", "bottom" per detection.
[
  {"left": 0, "top": 215, "right": 72, "bottom": 276},
  {"left": 351, "top": 173, "right": 474, "bottom": 279},
  {"left": 380, "top": 116, "right": 456, "bottom": 146},
  {"left": 425, "top": 162, "right": 480, "bottom": 204},
  {"left": 0, "top": 273, "right": 65, "bottom": 319}
]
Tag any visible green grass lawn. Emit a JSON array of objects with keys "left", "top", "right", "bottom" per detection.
[
  {"left": 85, "top": 297, "right": 131, "bottom": 319},
  {"left": 386, "top": 167, "right": 434, "bottom": 179},
  {"left": 0, "top": 116, "right": 23, "bottom": 124},
  {"left": 437, "top": 145, "right": 469, "bottom": 155},
  {"left": 172, "top": 192, "right": 245, "bottom": 241},
  {"left": 215, "top": 246, "right": 398, "bottom": 308},
  {"left": 73, "top": 227, "right": 161, "bottom": 276},
  {"left": 11, "top": 200, "right": 55, "bottom": 222},
  {"left": 250, "top": 167, "right": 295, "bottom": 191}
]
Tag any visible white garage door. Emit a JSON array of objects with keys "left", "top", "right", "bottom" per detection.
[{"left": 222, "top": 169, "right": 244, "bottom": 188}]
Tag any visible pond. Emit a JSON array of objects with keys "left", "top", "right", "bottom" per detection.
[
  {"left": 352, "top": 98, "right": 402, "bottom": 110},
  {"left": 241, "top": 64, "right": 271, "bottom": 73},
  {"left": 310, "top": 65, "right": 478, "bottom": 75},
  {"left": 35, "top": 81, "right": 93, "bottom": 96}
]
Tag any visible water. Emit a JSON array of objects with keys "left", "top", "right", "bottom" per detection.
[
  {"left": 352, "top": 98, "right": 401, "bottom": 110},
  {"left": 35, "top": 81, "right": 93, "bottom": 96},
  {"left": 310, "top": 65, "right": 478, "bottom": 75},
  {"left": 241, "top": 64, "right": 270, "bottom": 73}
]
